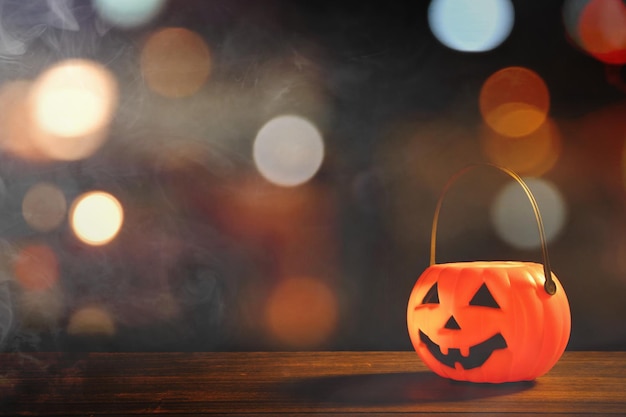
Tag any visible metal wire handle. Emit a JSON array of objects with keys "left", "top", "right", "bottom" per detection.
[{"left": 429, "top": 163, "right": 557, "bottom": 295}]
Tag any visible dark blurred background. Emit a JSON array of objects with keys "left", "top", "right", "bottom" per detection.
[{"left": 0, "top": 0, "right": 625, "bottom": 352}]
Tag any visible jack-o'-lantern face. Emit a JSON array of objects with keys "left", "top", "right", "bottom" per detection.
[
  {"left": 407, "top": 261, "right": 571, "bottom": 383},
  {"left": 418, "top": 281, "right": 507, "bottom": 370}
]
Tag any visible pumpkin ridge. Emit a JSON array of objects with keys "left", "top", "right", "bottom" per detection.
[{"left": 510, "top": 268, "right": 532, "bottom": 379}]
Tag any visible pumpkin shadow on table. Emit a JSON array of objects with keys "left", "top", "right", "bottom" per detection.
[{"left": 281, "top": 371, "right": 535, "bottom": 405}]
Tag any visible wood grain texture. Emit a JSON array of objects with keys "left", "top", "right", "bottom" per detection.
[{"left": 0, "top": 351, "right": 624, "bottom": 415}]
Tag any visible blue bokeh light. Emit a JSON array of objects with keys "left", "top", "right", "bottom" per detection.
[{"left": 428, "top": 0, "right": 515, "bottom": 52}]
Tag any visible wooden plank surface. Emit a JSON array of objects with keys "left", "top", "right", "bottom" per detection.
[{"left": 0, "top": 351, "right": 624, "bottom": 415}]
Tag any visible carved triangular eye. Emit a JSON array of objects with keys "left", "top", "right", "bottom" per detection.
[
  {"left": 422, "top": 282, "right": 440, "bottom": 304},
  {"left": 469, "top": 283, "right": 500, "bottom": 308}
]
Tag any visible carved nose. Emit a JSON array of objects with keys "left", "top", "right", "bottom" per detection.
[{"left": 444, "top": 316, "right": 461, "bottom": 330}]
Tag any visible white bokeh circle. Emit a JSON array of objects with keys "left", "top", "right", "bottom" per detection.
[
  {"left": 491, "top": 178, "right": 567, "bottom": 249},
  {"left": 253, "top": 115, "right": 324, "bottom": 187}
]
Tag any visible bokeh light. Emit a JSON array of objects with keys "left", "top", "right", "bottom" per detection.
[
  {"left": 578, "top": 0, "right": 626, "bottom": 64},
  {"left": 94, "top": 0, "right": 167, "bottom": 29},
  {"left": 480, "top": 66, "right": 550, "bottom": 138},
  {"left": 67, "top": 306, "right": 116, "bottom": 337},
  {"left": 481, "top": 117, "right": 562, "bottom": 176},
  {"left": 0, "top": 81, "right": 48, "bottom": 161},
  {"left": 428, "top": 0, "right": 515, "bottom": 52},
  {"left": 28, "top": 59, "right": 118, "bottom": 160},
  {"left": 13, "top": 243, "right": 59, "bottom": 291},
  {"left": 18, "top": 286, "right": 64, "bottom": 330},
  {"left": 491, "top": 178, "right": 568, "bottom": 249},
  {"left": 215, "top": 176, "right": 327, "bottom": 242},
  {"left": 70, "top": 191, "right": 124, "bottom": 246},
  {"left": 572, "top": 102, "right": 626, "bottom": 195},
  {"left": 140, "top": 27, "right": 211, "bottom": 98},
  {"left": 22, "top": 182, "right": 67, "bottom": 232},
  {"left": 265, "top": 277, "right": 338, "bottom": 348},
  {"left": 253, "top": 115, "right": 325, "bottom": 187}
]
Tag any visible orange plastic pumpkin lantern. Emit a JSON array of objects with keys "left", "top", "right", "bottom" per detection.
[{"left": 407, "top": 164, "right": 571, "bottom": 383}]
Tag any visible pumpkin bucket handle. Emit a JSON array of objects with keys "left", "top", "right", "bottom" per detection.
[{"left": 430, "top": 163, "right": 557, "bottom": 295}]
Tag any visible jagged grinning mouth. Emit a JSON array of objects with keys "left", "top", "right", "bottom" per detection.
[{"left": 419, "top": 330, "right": 508, "bottom": 370}]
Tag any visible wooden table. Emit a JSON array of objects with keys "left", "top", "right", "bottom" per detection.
[{"left": 0, "top": 351, "right": 623, "bottom": 415}]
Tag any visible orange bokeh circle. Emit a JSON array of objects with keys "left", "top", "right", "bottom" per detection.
[
  {"left": 481, "top": 117, "right": 562, "bottom": 176},
  {"left": 480, "top": 66, "right": 550, "bottom": 138},
  {"left": 140, "top": 27, "right": 211, "bottom": 98},
  {"left": 13, "top": 243, "right": 59, "bottom": 291},
  {"left": 265, "top": 277, "right": 338, "bottom": 348}
]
